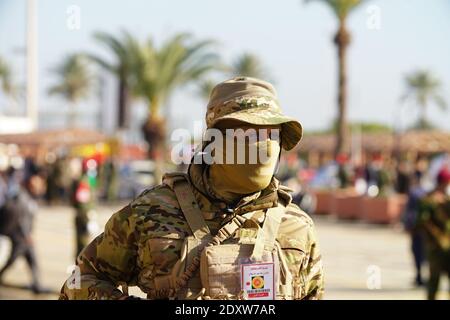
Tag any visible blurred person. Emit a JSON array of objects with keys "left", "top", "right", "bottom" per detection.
[
  {"left": 364, "top": 156, "right": 378, "bottom": 191},
  {"left": 117, "top": 160, "right": 133, "bottom": 199},
  {"left": 57, "top": 156, "right": 73, "bottom": 202},
  {"left": 44, "top": 159, "right": 58, "bottom": 204},
  {"left": 396, "top": 161, "right": 412, "bottom": 194},
  {"left": 402, "top": 171, "right": 427, "bottom": 286},
  {"left": 0, "top": 169, "right": 7, "bottom": 208},
  {"left": 415, "top": 156, "right": 429, "bottom": 179},
  {"left": 4, "top": 166, "right": 22, "bottom": 198},
  {"left": 336, "top": 154, "right": 351, "bottom": 188},
  {"left": 59, "top": 77, "right": 324, "bottom": 300},
  {"left": 23, "top": 156, "right": 39, "bottom": 188},
  {"left": 365, "top": 155, "right": 393, "bottom": 196},
  {"left": 27, "top": 171, "right": 47, "bottom": 200},
  {"left": 276, "top": 153, "right": 300, "bottom": 183},
  {"left": 53, "top": 157, "right": 65, "bottom": 201},
  {"left": 377, "top": 159, "right": 393, "bottom": 196},
  {"left": 23, "top": 157, "right": 47, "bottom": 201},
  {"left": 45, "top": 155, "right": 70, "bottom": 203},
  {"left": 100, "top": 157, "right": 118, "bottom": 201},
  {"left": 353, "top": 162, "right": 368, "bottom": 195},
  {"left": 291, "top": 183, "right": 317, "bottom": 214},
  {"left": 0, "top": 167, "right": 47, "bottom": 294},
  {"left": 281, "top": 161, "right": 317, "bottom": 214},
  {"left": 417, "top": 167, "right": 450, "bottom": 300},
  {"left": 70, "top": 159, "right": 95, "bottom": 259}
]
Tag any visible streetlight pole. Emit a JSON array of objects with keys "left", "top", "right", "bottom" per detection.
[{"left": 26, "top": 0, "right": 38, "bottom": 130}]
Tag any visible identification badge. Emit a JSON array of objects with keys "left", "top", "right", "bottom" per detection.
[{"left": 240, "top": 262, "right": 275, "bottom": 300}]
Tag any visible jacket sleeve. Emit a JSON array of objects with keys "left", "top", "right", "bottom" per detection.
[
  {"left": 59, "top": 205, "right": 139, "bottom": 300},
  {"left": 300, "top": 222, "right": 324, "bottom": 300}
]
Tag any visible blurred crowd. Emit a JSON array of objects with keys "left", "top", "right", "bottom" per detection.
[
  {"left": 278, "top": 152, "right": 450, "bottom": 202},
  {"left": 0, "top": 153, "right": 107, "bottom": 293},
  {"left": 0, "top": 147, "right": 449, "bottom": 299},
  {"left": 277, "top": 151, "right": 450, "bottom": 300},
  {"left": 0, "top": 147, "right": 154, "bottom": 294}
]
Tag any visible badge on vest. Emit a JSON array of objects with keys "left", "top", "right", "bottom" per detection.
[{"left": 241, "top": 262, "right": 275, "bottom": 300}]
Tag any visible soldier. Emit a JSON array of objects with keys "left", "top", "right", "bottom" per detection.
[
  {"left": 60, "top": 77, "right": 324, "bottom": 300},
  {"left": 418, "top": 167, "right": 450, "bottom": 300},
  {"left": 70, "top": 160, "right": 94, "bottom": 259}
]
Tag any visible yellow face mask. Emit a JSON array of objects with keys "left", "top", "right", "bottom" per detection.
[{"left": 209, "top": 135, "right": 281, "bottom": 197}]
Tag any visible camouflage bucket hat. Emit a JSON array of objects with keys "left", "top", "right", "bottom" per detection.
[{"left": 206, "top": 77, "right": 303, "bottom": 151}]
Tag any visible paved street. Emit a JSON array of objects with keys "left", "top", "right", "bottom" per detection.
[{"left": 0, "top": 204, "right": 448, "bottom": 300}]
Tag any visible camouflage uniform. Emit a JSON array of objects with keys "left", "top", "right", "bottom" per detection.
[
  {"left": 418, "top": 191, "right": 450, "bottom": 300},
  {"left": 60, "top": 77, "right": 324, "bottom": 300}
]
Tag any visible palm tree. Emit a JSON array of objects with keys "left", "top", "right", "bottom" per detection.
[
  {"left": 230, "top": 53, "right": 267, "bottom": 79},
  {"left": 48, "top": 54, "right": 92, "bottom": 128},
  {"left": 198, "top": 79, "right": 216, "bottom": 101},
  {"left": 197, "top": 53, "right": 268, "bottom": 102},
  {"left": 130, "top": 33, "right": 219, "bottom": 159},
  {"left": 306, "top": 0, "right": 364, "bottom": 157},
  {"left": 89, "top": 30, "right": 138, "bottom": 129},
  {"left": 0, "top": 56, "right": 14, "bottom": 97},
  {"left": 0, "top": 57, "right": 22, "bottom": 114},
  {"left": 402, "top": 70, "right": 447, "bottom": 130}
]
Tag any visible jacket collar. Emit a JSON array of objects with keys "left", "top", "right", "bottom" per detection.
[{"left": 187, "top": 163, "right": 291, "bottom": 219}]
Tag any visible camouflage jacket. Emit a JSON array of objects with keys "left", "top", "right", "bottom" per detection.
[
  {"left": 418, "top": 191, "right": 450, "bottom": 252},
  {"left": 59, "top": 164, "right": 324, "bottom": 300}
]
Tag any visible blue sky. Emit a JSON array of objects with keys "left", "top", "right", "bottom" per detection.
[{"left": 1, "top": 0, "right": 449, "bottom": 133}]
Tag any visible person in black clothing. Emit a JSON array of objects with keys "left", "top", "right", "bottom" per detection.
[
  {"left": 402, "top": 172, "right": 427, "bottom": 286},
  {"left": 396, "top": 161, "right": 411, "bottom": 194}
]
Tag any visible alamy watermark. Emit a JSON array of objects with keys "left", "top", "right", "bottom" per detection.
[
  {"left": 366, "top": 5, "right": 381, "bottom": 30},
  {"left": 170, "top": 121, "right": 280, "bottom": 166},
  {"left": 66, "top": 265, "right": 81, "bottom": 289},
  {"left": 66, "top": 5, "right": 81, "bottom": 31},
  {"left": 366, "top": 265, "right": 382, "bottom": 290}
]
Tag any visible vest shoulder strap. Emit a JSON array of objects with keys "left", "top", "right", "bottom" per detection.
[
  {"left": 170, "top": 174, "right": 211, "bottom": 240},
  {"left": 251, "top": 205, "right": 283, "bottom": 261}
]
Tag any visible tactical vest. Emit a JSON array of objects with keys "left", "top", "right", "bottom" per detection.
[{"left": 150, "top": 173, "right": 294, "bottom": 300}]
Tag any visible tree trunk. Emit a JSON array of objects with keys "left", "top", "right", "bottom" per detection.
[
  {"left": 68, "top": 101, "right": 76, "bottom": 128},
  {"left": 142, "top": 102, "right": 167, "bottom": 185},
  {"left": 117, "top": 78, "right": 129, "bottom": 129},
  {"left": 418, "top": 102, "right": 428, "bottom": 129},
  {"left": 334, "top": 21, "right": 351, "bottom": 159}
]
